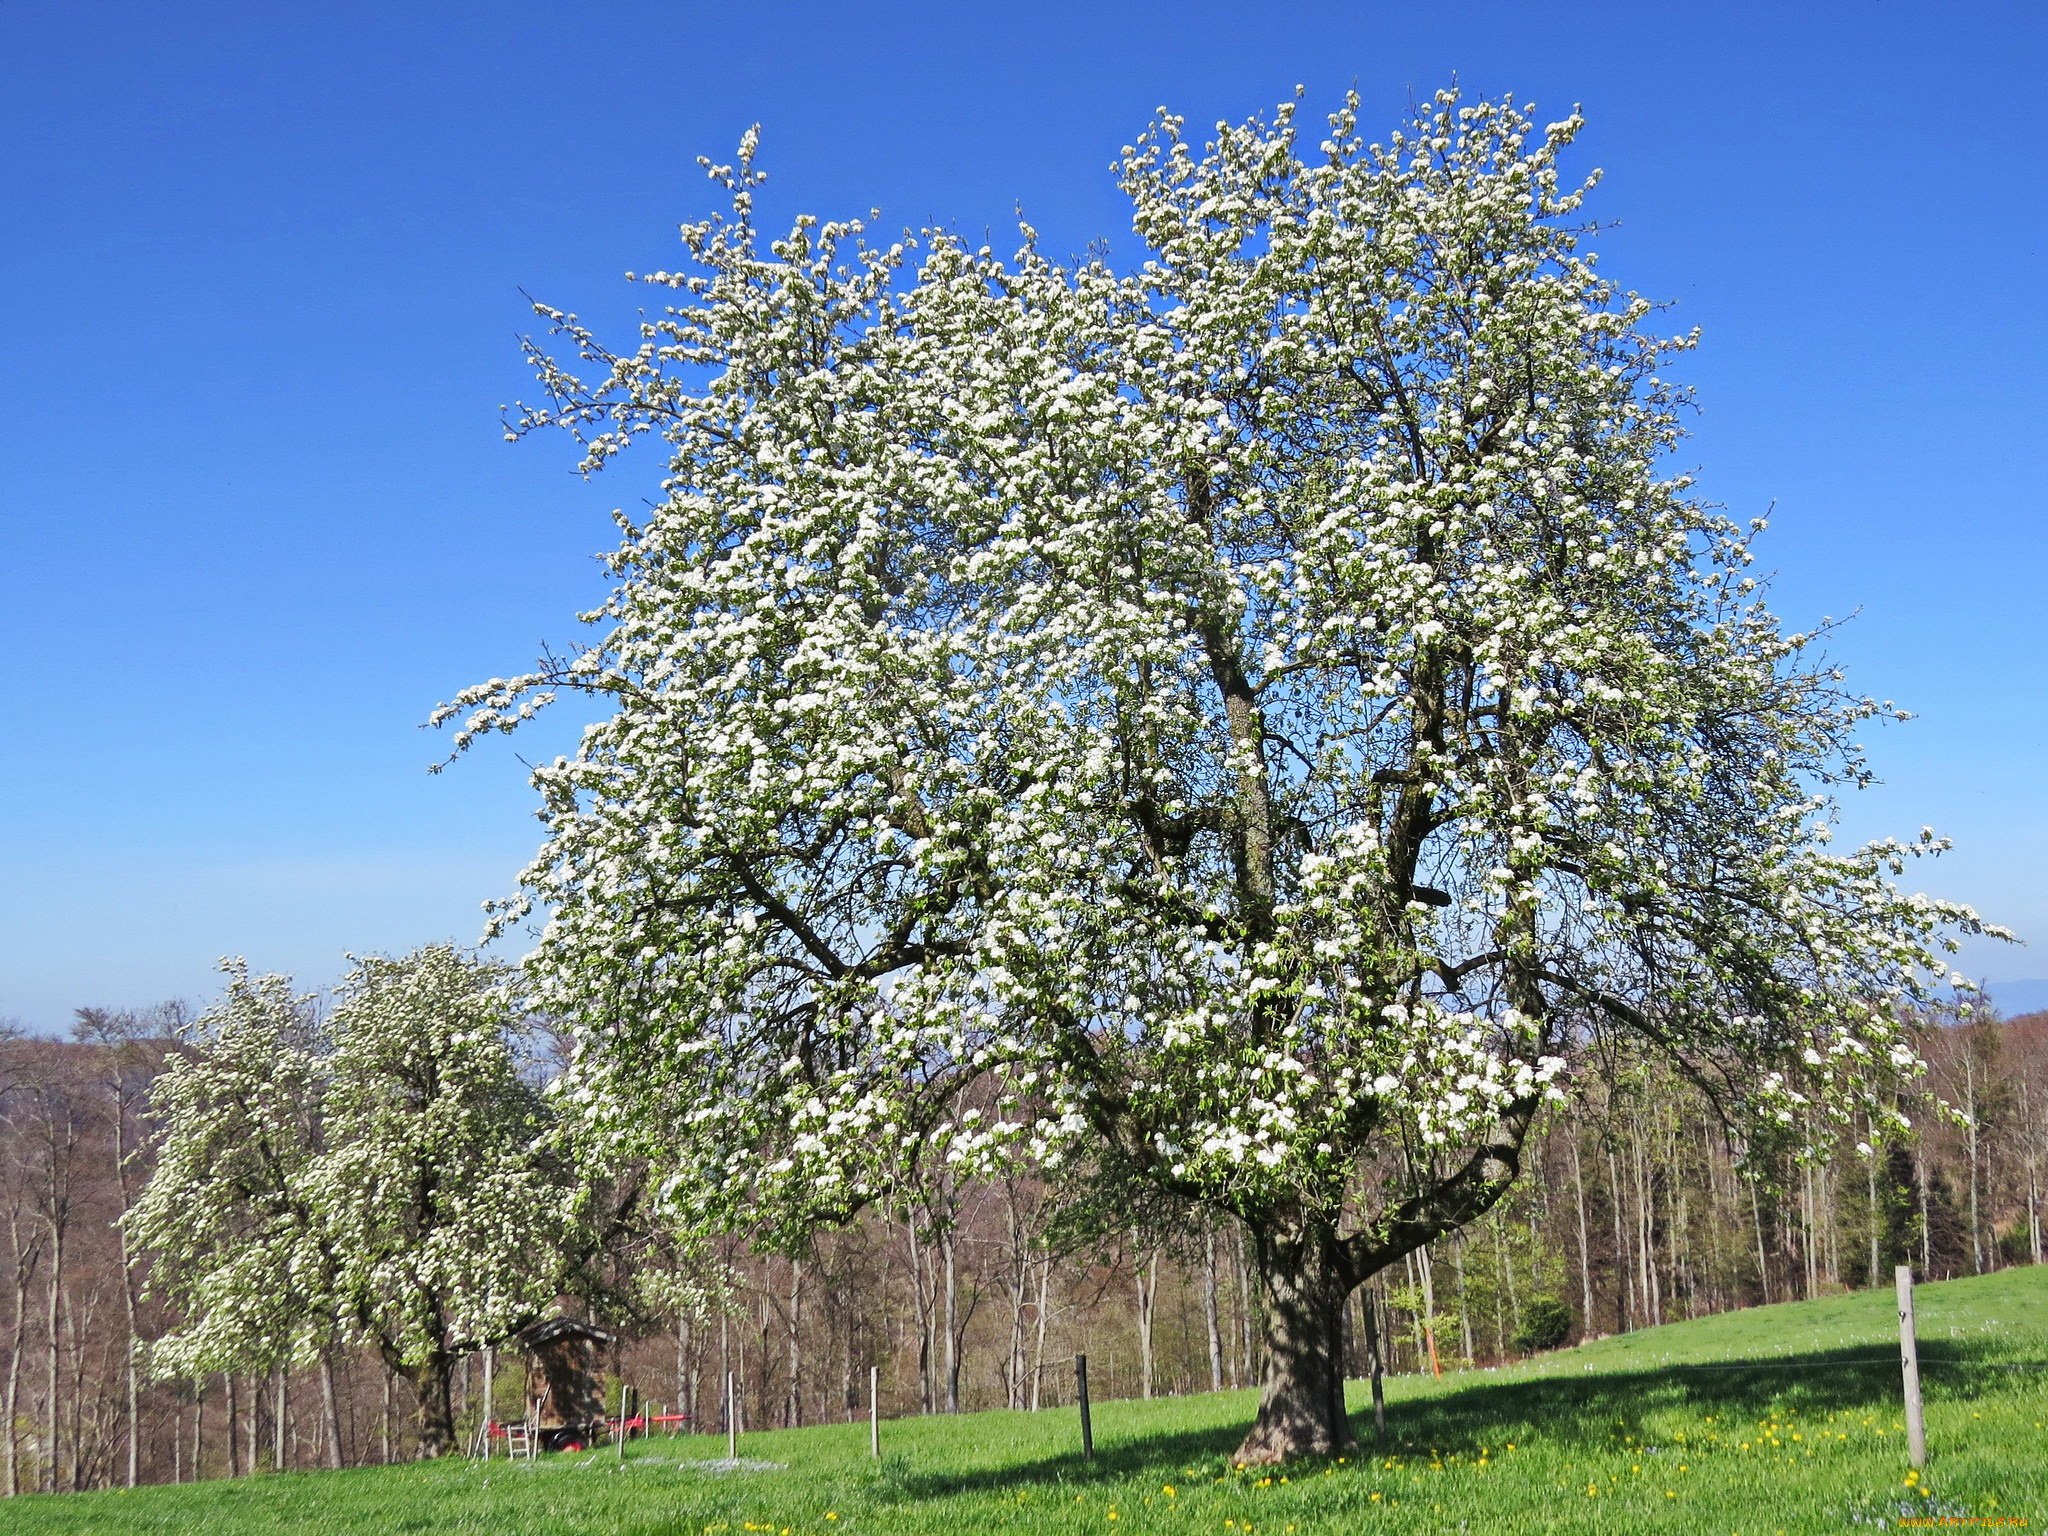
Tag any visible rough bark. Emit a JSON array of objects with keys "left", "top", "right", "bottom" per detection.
[
  {"left": 1232, "top": 1222, "right": 1354, "bottom": 1466},
  {"left": 406, "top": 1352, "right": 457, "bottom": 1458},
  {"left": 1228, "top": 1109, "right": 1536, "bottom": 1462}
]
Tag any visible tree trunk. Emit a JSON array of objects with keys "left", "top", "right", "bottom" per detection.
[
  {"left": 1916, "top": 1146, "right": 1931, "bottom": 1275},
  {"left": 1491, "top": 1212, "right": 1518, "bottom": 1342},
  {"left": 1634, "top": 1135, "right": 1661, "bottom": 1324},
  {"left": 43, "top": 1254, "right": 62, "bottom": 1493},
  {"left": 406, "top": 1354, "right": 457, "bottom": 1458},
  {"left": 4, "top": 1216, "right": 40, "bottom": 1499},
  {"left": 1360, "top": 1283, "right": 1386, "bottom": 1445},
  {"left": 1568, "top": 1136, "right": 1594, "bottom": 1336},
  {"left": 1004, "top": 1200, "right": 1027, "bottom": 1410},
  {"left": 105, "top": 1074, "right": 141, "bottom": 1490},
  {"left": 684, "top": 1318, "right": 700, "bottom": 1441},
  {"left": 1966, "top": 1053, "right": 1984, "bottom": 1275},
  {"left": 1231, "top": 1223, "right": 1353, "bottom": 1466},
  {"left": 1451, "top": 1230, "right": 1473, "bottom": 1364},
  {"left": 1234, "top": 1228, "right": 1254, "bottom": 1389},
  {"left": 1749, "top": 1177, "right": 1771, "bottom": 1305},
  {"left": 1202, "top": 1219, "right": 1224, "bottom": 1393},
  {"left": 717, "top": 1306, "right": 729, "bottom": 1440},
  {"left": 2028, "top": 1080, "right": 2044, "bottom": 1264},
  {"left": 1133, "top": 1234, "right": 1158, "bottom": 1400},
  {"left": 321, "top": 1352, "right": 344, "bottom": 1469},
  {"left": 785, "top": 1258, "right": 803, "bottom": 1428},
  {"left": 225, "top": 1372, "right": 240, "bottom": 1477},
  {"left": 1028, "top": 1248, "right": 1051, "bottom": 1412},
  {"left": 904, "top": 1216, "right": 934, "bottom": 1414},
  {"left": 941, "top": 1230, "right": 961, "bottom": 1415},
  {"left": 1416, "top": 1244, "right": 1441, "bottom": 1376},
  {"left": 1607, "top": 1147, "right": 1632, "bottom": 1329},
  {"left": 1800, "top": 1162, "right": 1816, "bottom": 1299},
  {"left": 2019, "top": 1079, "right": 2042, "bottom": 1266}
]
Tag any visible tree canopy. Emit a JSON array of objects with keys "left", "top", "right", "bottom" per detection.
[
  {"left": 131, "top": 947, "right": 580, "bottom": 1456},
  {"left": 444, "top": 88, "right": 1998, "bottom": 1460}
]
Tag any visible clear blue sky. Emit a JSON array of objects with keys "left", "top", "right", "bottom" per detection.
[{"left": 2, "top": 0, "right": 2043, "bottom": 1030}]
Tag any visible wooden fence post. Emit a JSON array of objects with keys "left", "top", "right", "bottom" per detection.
[
  {"left": 1075, "top": 1354, "right": 1094, "bottom": 1463},
  {"left": 1896, "top": 1265, "right": 1926, "bottom": 1469},
  {"left": 869, "top": 1365, "right": 880, "bottom": 1458}
]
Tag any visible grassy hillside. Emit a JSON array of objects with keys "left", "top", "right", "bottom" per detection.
[{"left": 14, "top": 1268, "right": 2046, "bottom": 1535}]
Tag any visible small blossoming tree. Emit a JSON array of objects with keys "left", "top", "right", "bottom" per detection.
[
  {"left": 444, "top": 90, "right": 1996, "bottom": 1461},
  {"left": 132, "top": 948, "right": 577, "bottom": 1457}
]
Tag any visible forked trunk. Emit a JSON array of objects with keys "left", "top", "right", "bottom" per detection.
[{"left": 1232, "top": 1223, "right": 1354, "bottom": 1466}]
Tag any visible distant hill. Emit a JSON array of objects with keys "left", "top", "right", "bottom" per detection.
[{"left": 1986, "top": 978, "right": 2048, "bottom": 1017}]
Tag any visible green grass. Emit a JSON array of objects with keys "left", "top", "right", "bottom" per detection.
[{"left": 16, "top": 1268, "right": 2048, "bottom": 1534}]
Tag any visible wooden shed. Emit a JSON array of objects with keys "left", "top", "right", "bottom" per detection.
[{"left": 518, "top": 1317, "right": 620, "bottom": 1452}]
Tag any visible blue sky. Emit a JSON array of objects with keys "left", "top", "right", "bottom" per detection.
[{"left": 2, "top": 0, "right": 2044, "bottom": 1029}]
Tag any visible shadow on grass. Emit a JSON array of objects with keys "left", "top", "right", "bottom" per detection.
[{"left": 889, "top": 1337, "right": 2033, "bottom": 1500}]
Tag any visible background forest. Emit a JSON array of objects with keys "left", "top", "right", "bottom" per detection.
[{"left": 1, "top": 1002, "right": 2042, "bottom": 1495}]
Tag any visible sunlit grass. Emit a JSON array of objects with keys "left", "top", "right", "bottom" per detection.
[{"left": 11, "top": 1267, "right": 2045, "bottom": 1533}]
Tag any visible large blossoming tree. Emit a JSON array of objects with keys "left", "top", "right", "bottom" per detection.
[{"left": 445, "top": 90, "right": 1996, "bottom": 1461}]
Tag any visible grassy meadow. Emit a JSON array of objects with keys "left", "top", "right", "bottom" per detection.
[{"left": 13, "top": 1267, "right": 2046, "bottom": 1535}]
